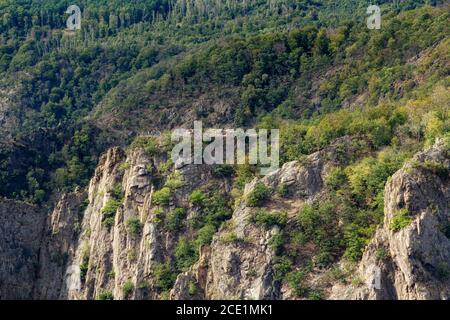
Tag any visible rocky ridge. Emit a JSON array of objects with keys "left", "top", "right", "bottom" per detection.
[{"left": 0, "top": 138, "right": 448, "bottom": 300}]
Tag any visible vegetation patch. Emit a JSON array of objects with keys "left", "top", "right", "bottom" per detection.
[
  {"left": 175, "top": 237, "right": 198, "bottom": 272},
  {"left": 152, "top": 187, "right": 171, "bottom": 206},
  {"left": 126, "top": 217, "right": 143, "bottom": 236},
  {"left": 276, "top": 184, "right": 289, "bottom": 197},
  {"left": 97, "top": 290, "right": 114, "bottom": 300},
  {"left": 188, "top": 281, "right": 198, "bottom": 296},
  {"left": 250, "top": 210, "right": 288, "bottom": 229},
  {"left": 101, "top": 198, "right": 121, "bottom": 229},
  {"left": 246, "top": 183, "right": 271, "bottom": 207},
  {"left": 152, "top": 262, "right": 176, "bottom": 293},
  {"left": 130, "top": 136, "right": 160, "bottom": 157},
  {"left": 189, "top": 190, "right": 207, "bottom": 207},
  {"left": 390, "top": 209, "right": 413, "bottom": 232},
  {"left": 122, "top": 281, "right": 134, "bottom": 299},
  {"left": 165, "top": 208, "right": 187, "bottom": 232}
]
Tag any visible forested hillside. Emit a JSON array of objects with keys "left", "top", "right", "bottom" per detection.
[{"left": 0, "top": 0, "right": 447, "bottom": 203}]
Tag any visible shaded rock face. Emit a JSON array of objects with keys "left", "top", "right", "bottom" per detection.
[
  {"left": 34, "top": 190, "right": 87, "bottom": 299},
  {"left": 331, "top": 139, "right": 450, "bottom": 300},
  {"left": 0, "top": 200, "right": 45, "bottom": 299}
]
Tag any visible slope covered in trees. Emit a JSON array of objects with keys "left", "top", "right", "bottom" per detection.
[{"left": 0, "top": 0, "right": 448, "bottom": 206}]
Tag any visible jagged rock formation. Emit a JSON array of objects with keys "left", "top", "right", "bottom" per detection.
[
  {"left": 170, "top": 137, "right": 360, "bottom": 300},
  {"left": 0, "top": 139, "right": 448, "bottom": 300},
  {"left": 34, "top": 190, "right": 87, "bottom": 299},
  {"left": 331, "top": 139, "right": 450, "bottom": 300},
  {"left": 64, "top": 146, "right": 232, "bottom": 300}
]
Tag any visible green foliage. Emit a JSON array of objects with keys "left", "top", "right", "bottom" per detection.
[
  {"left": 297, "top": 201, "right": 343, "bottom": 267},
  {"left": 189, "top": 190, "right": 207, "bottom": 207},
  {"left": 390, "top": 209, "right": 413, "bottom": 232},
  {"left": 246, "top": 183, "right": 270, "bottom": 207},
  {"left": 346, "top": 149, "right": 408, "bottom": 207},
  {"left": 376, "top": 248, "right": 388, "bottom": 262},
  {"left": 194, "top": 224, "right": 216, "bottom": 247},
  {"left": 234, "top": 164, "right": 257, "bottom": 190},
  {"left": 343, "top": 223, "right": 376, "bottom": 262},
  {"left": 325, "top": 167, "right": 347, "bottom": 191},
  {"left": 152, "top": 262, "right": 176, "bottom": 292},
  {"left": 130, "top": 136, "right": 161, "bottom": 157},
  {"left": 97, "top": 290, "right": 114, "bottom": 300},
  {"left": 99, "top": 182, "right": 125, "bottom": 229},
  {"left": 110, "top": 183, "right": 124, "bottom": 200},
  {"left": 126, "top": 217, "right": 143, "bottom": 236},
  {"left": 188, "top": 281, "right": 198, "bottom": 296},
  {"left": 272, "top": 256, "right": 293, "bottom": 281},
  {"left": 251, "top": 210, "right": 288, "bottom": 229},
  {"left": 122, "top": 281, "right": 134, "bottom": 299},
  {"left": 422, "top": 160, "right": 449, "bottom": 178},
  {"left": 80, "top": 246, "right": 90, "bottom": 282},
  {"left": 276, "top": 183, "right": 289, "bottom": 197},
  {"left": 308, "top": 289, "right": 325, "bottom": 300},
  {"left": 286, "top": 271, "right": 307, "bottom": 297},
  {"left": 220, "top": 232, "right": 239, "bottom": 244},
  {"left": 269, "top": 232, "right": 287, "bottom": 253},
  {"left": 175, "top": 237, "right": 198, "bottom": 272},
  {"left": 164, "top": 171, "right": 186, "bottom": 189},
  {"left": 0, "top": 3, "right": 448, "bottom": 296},
  {"left": 1, "top": 3, "right": 448, "bottom": 207},
  {"left": 152, "top": 187, "right": 171, "bottom": 206},
  {"left": 165, "top": 208, "right": 187, "bottom": 232},
  {"left": 101, "top": 198, "right": 121, "bottom": 229}
]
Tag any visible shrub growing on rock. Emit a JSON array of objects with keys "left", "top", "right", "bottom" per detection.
[
  {"left": 153, "top": 262, "right": 176, "bottom": 292},
  {"left": 390, "top": 209, "right": 413, "bottom": 232},
  {"left": 251, "top": 210, "right": 288, "bottom": 228},
  {"left": 165, "top": 208, "right": 187, "bottom": 232},
  {"left": 122, "top": 281, "right": 134, "bottom": 298},
  {"left": 97, "top": 290, "right": 114, "bottom": 300},
  {"left": 246, "top": 183, "right": 270, "bottom": 207},
  {"left": 126, "top": 217, "right": 143, "bottom": 236},
  {"left": 152, "top": 187, "right": 171, "bottom": 206},
  {"left": 189, "top": 190, "right": 207, "bottom": 207},
  {"left": 102, "top": 198, "right": 121, "bottom": 228}
]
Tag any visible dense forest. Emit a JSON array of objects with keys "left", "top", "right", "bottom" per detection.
[{"left": 0, "top": 0, "right": 445, "bottom": 200}]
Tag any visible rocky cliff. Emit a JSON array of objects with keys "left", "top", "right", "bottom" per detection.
[
  {"left": 0, "top": 138, "right": 448, "bottom": 300},
  {"left": 331, "top": 139, "right": 450, "bottom": 300},
  {"left": 0, "top": 199, "right": 45, "bottom": 299}
]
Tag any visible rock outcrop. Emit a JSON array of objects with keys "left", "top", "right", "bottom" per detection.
[
  {"left": 331, "top": 139, "right": 450, "bottom": 300},
  {"left": 170, "top": 137, "right": 359, "bottom": 300},
  {"left": 34, "top": 190, "right": 87, "bottom": 299},
  {"left": 0, "top": 138, "right": 448, "bottom": 300}
]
